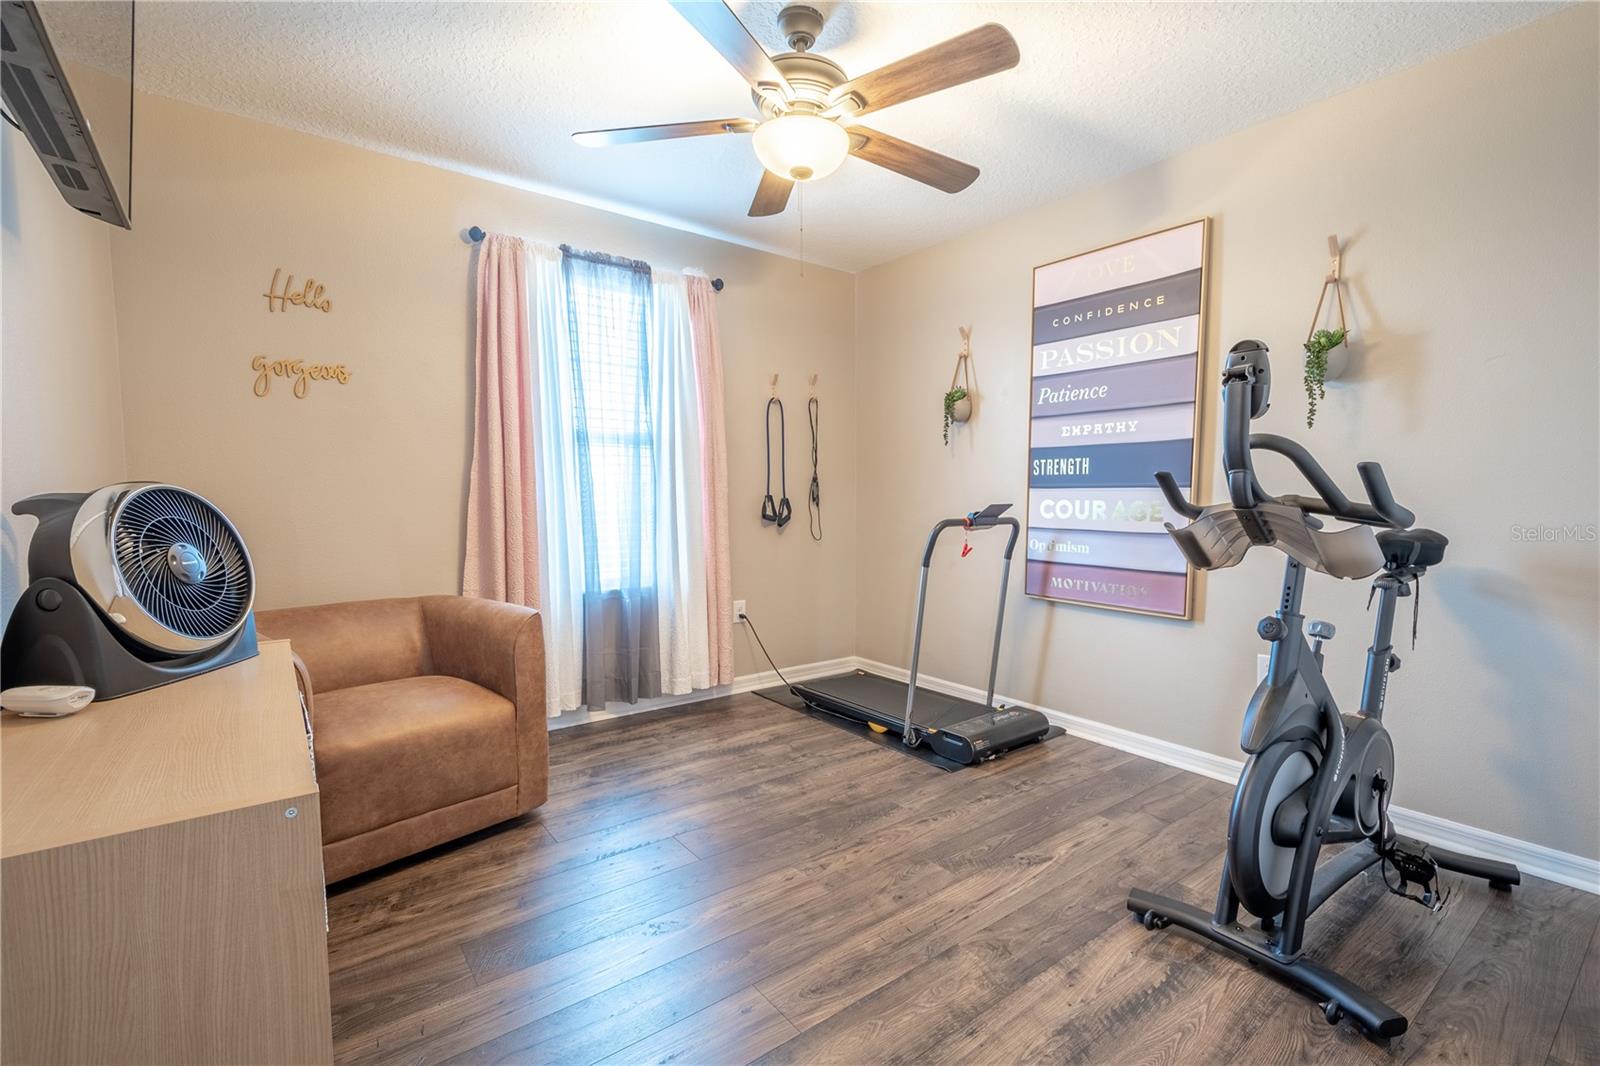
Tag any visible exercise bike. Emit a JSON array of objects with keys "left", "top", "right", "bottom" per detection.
[{"left": 1125, "top": 340, "right": 1520, "bottom": 1040}]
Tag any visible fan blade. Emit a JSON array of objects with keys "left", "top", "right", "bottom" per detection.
[
  {"left": 669, "top": 0, "right": 791, "bottom": 97},
  {"left": 849, "top": 127, "right": 978, "bottom": 193},
  {"left": 573, "top": 118, "right": 758, "bottom": 147},
  {"left": 833, "top": 24, "right": 1019, "bottom": 118},
  {"left": 748, "top": 170, "right": 793, "bottom": 217}
]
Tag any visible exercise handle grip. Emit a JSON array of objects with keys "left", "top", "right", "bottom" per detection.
[
  {"left": 1155, "top": 471, "right": 1204, "bottom": 520},
  {"left": 1358, "top": 463, "right": 1414, "bottom": 529},
  {"left": 1249, "top": 434, "right": 1413, "bottom": 530}
]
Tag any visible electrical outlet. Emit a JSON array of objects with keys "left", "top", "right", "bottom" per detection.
[
  {"left": 733, "top": 599, "right": 747, "bottom": 621},
  {"left": 1257, "top": 653, "right": 1270, "bottom": 683}
]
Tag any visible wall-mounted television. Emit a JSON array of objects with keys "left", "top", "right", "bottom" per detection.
[{"left": 1, "top": 0, "right": 133, "bottom": 227}]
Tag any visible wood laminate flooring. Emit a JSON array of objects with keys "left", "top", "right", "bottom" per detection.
[{"left": 326, "top": 693, "right": 1599, "bottom": 1065}]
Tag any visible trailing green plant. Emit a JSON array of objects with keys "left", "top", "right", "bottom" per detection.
[
  {"left": 943, "top": 386, "right": 968, "bottom": 444},
  {"left": 1302, "top": 327, "right": 1347, "bottom": 428}
]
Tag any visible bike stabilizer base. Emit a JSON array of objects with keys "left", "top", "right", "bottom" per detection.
[
  {"left": 1416, "top": 838, "right": 1521, "bottom": 890},
  {"left": 1125, "top": 889, "right": 1408, "bottom": 1040}
]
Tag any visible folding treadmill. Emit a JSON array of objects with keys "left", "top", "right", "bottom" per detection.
[{"left": 791, "top": 505, "right": 1051, "bottom": 764}]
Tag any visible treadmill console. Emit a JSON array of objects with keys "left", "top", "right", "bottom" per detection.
[{"left": 968, "top": 503, "right": 1013, "bottom": 526}]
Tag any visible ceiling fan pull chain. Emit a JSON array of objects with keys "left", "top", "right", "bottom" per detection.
[{"left": 799, "top": 182, "right": 806, "bottom": 278}]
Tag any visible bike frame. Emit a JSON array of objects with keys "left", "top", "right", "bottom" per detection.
[
  {"left": 1128, "top": 339, "right": 1521, "bottom": 1040},
  {"left": 1217, "top": 553, "right": 1407, "bottom": 959}
]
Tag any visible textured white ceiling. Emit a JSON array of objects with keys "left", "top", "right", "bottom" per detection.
[{"left": 52, "top": 1, "right": 1563, "bottom": 271}]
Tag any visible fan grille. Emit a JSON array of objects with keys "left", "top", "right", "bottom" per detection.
[{"left": 111, "top": 487, "right": 253, "bottom": 642}]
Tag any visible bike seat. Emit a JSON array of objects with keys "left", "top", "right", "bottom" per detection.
[{"left": 1378, "top": 528, "right": 1448, "bottom": 570}]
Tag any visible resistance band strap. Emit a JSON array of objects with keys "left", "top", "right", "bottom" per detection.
[
  {"left": 763, "top": 397, "right": 791, "bottom": 527},
  {"left": 808, "top": 397, "right": 821, "bottom": 541}
]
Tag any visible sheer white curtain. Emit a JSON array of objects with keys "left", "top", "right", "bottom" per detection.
[
  {"left": 649, "top": 270, "right": 711, "bottom": 695},
  {"left": 527, "top": 248, "right": 716, "bottom": 714},
  {"left": 530, "top": 242, "right": 585, "bottom": 714}
]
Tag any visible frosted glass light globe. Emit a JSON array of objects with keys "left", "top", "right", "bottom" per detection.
[{"left": 752, "top": 114, "right": 849, "bottom": 182}]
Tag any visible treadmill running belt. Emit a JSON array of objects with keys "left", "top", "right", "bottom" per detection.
[
  {"left": 786, "top": 671, "right": 1058, "bottom": 766},
  {"left": 801, "top": 673, "right": 992, "bottom": 729}
]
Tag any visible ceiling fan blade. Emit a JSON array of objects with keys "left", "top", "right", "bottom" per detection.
[
  {"left": 573, "top": 118, "right": 758, "bottom": 147},
  {"left": 849, "top": 127, "right": 978, "bottom": 194},
  {"left": 833, "top": 24, "right": 1019, "bottom": 118},
  {"left": 748, "top": 170, "right": 793, "bottom": 217},
  {"left": 669, "top": 0, "right": 791, "bottom": 98}
]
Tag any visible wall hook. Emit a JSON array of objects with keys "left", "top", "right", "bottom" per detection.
[
  {"left": 1308, "top": 234, "right": 1349, "bottom": 343},
  {"left": 808, "top": 373, "right": 818, "bottom": 397},
  {"left": 770, "top": 373, "right": 779, "bottom": 398}
]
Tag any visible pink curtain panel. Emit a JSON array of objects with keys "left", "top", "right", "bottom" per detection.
[{"left": 463, "top": 233, "right": 540, "bottom": 608}]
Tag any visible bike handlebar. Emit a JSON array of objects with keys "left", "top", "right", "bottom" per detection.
[
  {"left": 1155, "top": 471, "right": 1203, "bottom": 521},
  {"left": 1161, "top": 341, "right": 1415, "bottom": 530}
]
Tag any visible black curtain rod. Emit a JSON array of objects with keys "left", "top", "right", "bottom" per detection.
[{"left": 467, "top": 226, "right": 723, "bottom": 291}]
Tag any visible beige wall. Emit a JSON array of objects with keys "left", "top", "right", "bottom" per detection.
[
  {"left": 106, "top": 93, "right": 856, "bottom": 675},
  {"left": 853, "top": 8, "right": 1598, "bottom": 859},
  {"left": 15, "top": 8, "right": 1594, "bottom": 859},
  {"left": 1, "top": 125, "right": 127, "bottom": 627}
]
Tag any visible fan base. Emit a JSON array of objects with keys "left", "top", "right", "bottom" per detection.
[
  {"left": 1, "top": 578, "right": 259, "bottom": 702},
  {"left": 757, "top": 51, "right": 848, "bottom": 117}
]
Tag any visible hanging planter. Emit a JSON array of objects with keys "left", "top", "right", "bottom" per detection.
[
  {"left": 1303, "top": 328, "right": 1348, "bottom": 429},
  {"left": 943, "top": 386, "right": 970, "bottom": 444},
  {"left": 943, "top": 326, "right": 975, "bottom": 445},
  {"left": 1303, "top": 235, "right": 1352, "bottom": 429}
]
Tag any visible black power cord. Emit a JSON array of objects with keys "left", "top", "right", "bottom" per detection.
[{"left": 740, "top": 608, "right": 793, "bottom": 691}]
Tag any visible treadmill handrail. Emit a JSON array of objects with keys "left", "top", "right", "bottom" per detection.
[
  {"left": 904, "top": 509, "right": 1020, "bottom": 747},
  {"left": 920, "top": 510, "right": 1019, "bottom": 567}
]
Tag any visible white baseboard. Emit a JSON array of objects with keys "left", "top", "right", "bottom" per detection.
[
  {"left": 853, "top": 657, "right": 1600, "bottom": 894},
  {"left": 548, "top": 655, "right": 855, "bottom": 731},
  {"left": 727, "top": 656, "right": 859, "bottom": 695}
]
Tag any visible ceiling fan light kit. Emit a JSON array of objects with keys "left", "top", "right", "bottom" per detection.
[
  {"left": 573, "top": 2, "right": 1019, "bottom": 217},
  {"left": 753, "top": 113, "right": 849, "bottom": 182}
]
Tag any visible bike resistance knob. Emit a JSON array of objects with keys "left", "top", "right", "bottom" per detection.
[
  {"left": 1257, "top": 616, "right": 1286, "bottom": 641},
  {"left": 1308, "top": 620, "right": 1337, "bottom": 640}
]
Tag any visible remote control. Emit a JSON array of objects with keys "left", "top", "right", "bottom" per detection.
[{"left": 1, "top": 685, "right": 95, "bottom": 717}]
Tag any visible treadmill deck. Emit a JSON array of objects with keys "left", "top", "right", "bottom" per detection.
[
  {"left": 793, "top": 672, "right": 1051, "bottom": 764},
  {"left": 799, "top": 672, "right": 989, "bottom": 728}
]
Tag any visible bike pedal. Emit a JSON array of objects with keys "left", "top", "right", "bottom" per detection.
[{"left": 1382, "top": 840, "right": 1451, "bottom": 913}]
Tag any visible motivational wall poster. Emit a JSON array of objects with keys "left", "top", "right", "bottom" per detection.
[{"left": 1027, "top": 218, "right": 1208, "bottom": 618}]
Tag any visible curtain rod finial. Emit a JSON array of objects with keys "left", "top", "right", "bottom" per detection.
[
  {"left": 467, "top": 226, "right": 486, "bottom": 243},
  {"left": 712, "top": 277, "right": 724, "bottom": 291}
]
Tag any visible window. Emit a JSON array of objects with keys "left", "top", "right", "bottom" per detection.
[{"left": 561, "top": 249, "right": 654, "bottom": 592}]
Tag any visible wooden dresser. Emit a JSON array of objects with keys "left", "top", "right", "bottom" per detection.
[{"left": 1, "top": 639, "right": 333, "bottom": 1065}]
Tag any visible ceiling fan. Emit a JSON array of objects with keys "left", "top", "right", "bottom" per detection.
[{"left": 573, "top": 2, "right": 1020, "bottom": 217}]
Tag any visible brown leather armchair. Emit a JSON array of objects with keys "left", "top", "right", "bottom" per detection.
[{"left": 256, "top": 596, "right": 547, "bottom": 883}]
